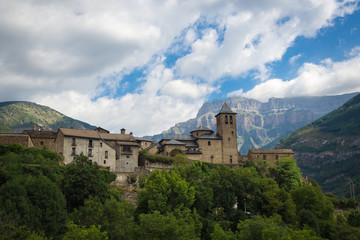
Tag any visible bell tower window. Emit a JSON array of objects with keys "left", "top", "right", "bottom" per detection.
[
  {"left": 225, "top": 115, "right": 228, "bottom": 124},
  {"left": 230, "top": 116, "right": 233, "bottom": 124}
]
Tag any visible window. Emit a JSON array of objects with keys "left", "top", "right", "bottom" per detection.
[
  {"left": 230, "top": 116, "right": 233, "bottom": 124},
  {"left": 275, "top": 155, "right": 279, "bottom": 160},
  {"left": 71, "top": 147, "right": 76, "bottom": 156},
  {"left": 40, "top": 141, "right": 44, "bottom": 146},
  {"left": 100, "top": 142, "right": 102, "bottom": 147},
  {"left": 232, "top": 131, "right": 234, "bottom": 136},
  {"left": 72, "top": 138, "right": 76, "bottom": 146},
  {"left": 88, "top": 149, "right": 93, "bottom": 157},
  {"left": 263, "top": 155, "right": 266, "bottom": 160},
  {"left": 104, "top": 160, "right": 106, "bottom": 164},
  {"left": 127, "top": 156, "right": 129, "bottom": 158},
  {"left": 230, "top": 155, "right": 233, "bottom": 164},
  {"left": 89, "top": 139, "right": 93, "bottom": 147},
  {"left": 208, "top": 141, "right": 211, "bottom": 146},
  {"left": 211, "top": 155, "right": 214, "bottom": 163},
  {"left": 105, "top": 151, "right": 108, "bottom": 159},
  {"left": 123, "top": 146, "right": 131, "bottom": 153},
  {"left": 225, "top": 115, "right": 228, "bottom": 124},
  {"left": 228, "top": 138, "right": 230, "bottom": 141}
]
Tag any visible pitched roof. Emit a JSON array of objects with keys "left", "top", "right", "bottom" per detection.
[
  {"left": 215, "top": 103, "right": 236, "bottom": 117},
  {"left": 248, "top": 148, "right": 294, "bottom": 154},
  {"left": 191, "top": 125, "right": 214, "bottom": 133},
  {"left": 197, "top": 133, "right": 222, "bottom": 140},
  {"left": 59, "top": 128, "right": 137, "bottom": 142},
  {"left": 163, "top": 134, "right": 196, "bottom": 141},
  {"left": 163, "top": 139, "right": 186, "bottom": 145},
  {"left": 22, "top": 130, "right": 57, "bottom": 139}
]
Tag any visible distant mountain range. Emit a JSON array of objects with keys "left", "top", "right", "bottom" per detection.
[
  {"left": 0, "top": 101, "right": 95, "bottom": 133},
  {"left": 145, "top": 92, "right": 359, "bottom": 154},
  {"left": 276, "top": 93, "right": 360, "bottom": 199}
]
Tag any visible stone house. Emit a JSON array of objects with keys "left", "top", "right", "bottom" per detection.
[
  {"left": 22, "top": 130, "right": 57, "bottom": 150},
  {"left": 0, "top": 133, "right": 34, "bottom": 148},
  {"left": 152, "top": 103, "right": 239, "bottom": 164},
  {"left": 55, "top": 127, "right": 139, "bottom": 172},
  {"left": 247, "top": 148, "right": 295, "bottom": 165}
]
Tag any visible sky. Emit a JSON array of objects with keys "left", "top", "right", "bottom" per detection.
[{"left": 0, "top": 0, "right": 360, "bottom": 136}]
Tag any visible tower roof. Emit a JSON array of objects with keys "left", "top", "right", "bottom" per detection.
[{"left": 215, "top": 103, "right": 236, "bottom": 117}]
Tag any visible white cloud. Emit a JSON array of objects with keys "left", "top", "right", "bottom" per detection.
[
  {"left": 0, "top": 0, "right": 359, "bottom": 135},
  {"left": 289, "top": 53, "right": 303, "bottom": 64},
  {"left": 240, "top": 52, "right": 360, "bottom": 102}
]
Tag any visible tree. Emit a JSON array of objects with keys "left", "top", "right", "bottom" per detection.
[
  {"left": 270, "top": 157, "right": 301, "bottom": 191},
  {"left": 138, "top": 210, "right": 200, "bottom": 240},
  {"left": 291, "top": 184, "right": 335, "bottom": 236},
  {"left": 62, "top": 221, "right": 108, "bottom": 240},
  {"left": 0, "top": 175, "right": 66, "bottom": 236},
  {"left": 61, "top": 154, "right": 109, "bottom": 210},
  {"left": 137, "top": 169, "right": 195, "bottom": 214}
]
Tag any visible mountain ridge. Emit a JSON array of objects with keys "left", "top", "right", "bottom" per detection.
[
  {"left": 276, "top": 93, "right": 360, "bottom": 199},
  {"left": 0, "top": 101, "right": 96, "bottom": 133},
  {"left": 145, "top": 92, "right": 359, "bottom": 154}
]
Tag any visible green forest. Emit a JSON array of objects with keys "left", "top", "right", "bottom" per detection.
[{"left": 1, "top": 145, "right": 360, "bottom": 239}]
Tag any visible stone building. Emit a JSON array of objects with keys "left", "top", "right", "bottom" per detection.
[
  {"left": 0, "top": 133, "right": 34, "bottom": 148},
  {"left": 152, "top": 103, "right": 239, "bottom": 164},
  {"left": 55, "top": 127, "right": 139, "bottom": 172},
  {"left": 136, "top": 137, "right": 154, "bottom": 150},
  {"left": 247, "top": 148, "right": 295, "bottom": 165},
  {"left": 22, "top": 130, "right": 57, "bottom": 150}
]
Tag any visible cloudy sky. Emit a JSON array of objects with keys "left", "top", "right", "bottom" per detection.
[{"left": 0, "top": 0, "right": 360, "bottom": 136}]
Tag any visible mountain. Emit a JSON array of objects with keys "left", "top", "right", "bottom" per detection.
[
  {"left": 276, "top": 93, "right": 360, "bottom": 199},
  {"left": 145, "top": 92, "right": 358, "bottom": 154},
  {"left": 0, "top": 101, "right": 96, "bottom": 133}
]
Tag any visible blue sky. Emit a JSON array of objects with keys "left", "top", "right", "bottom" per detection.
[{"left": 0, "top": 0, "right": 359, "bottom": 136}]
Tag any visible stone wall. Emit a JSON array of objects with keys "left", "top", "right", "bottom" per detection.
[{"left": 0, "top": 134, "right": 34, "bottom": 147}]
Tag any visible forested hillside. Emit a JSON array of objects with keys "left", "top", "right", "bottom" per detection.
[
  {"left": 0, "top": 101, "right": 95, "bottom": 133},
  {"left": 277, "top": 93, "right": 360, "bottom": 200},
  {"left": 1, "top": 144, "right": 360, "bottom": 239}
]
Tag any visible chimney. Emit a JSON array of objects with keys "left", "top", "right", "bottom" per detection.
[
  {"left": 130, "top": 132, "right": 133, "bottom": 136},
  {"left": 33, "top": 122, "right": 36, "bottom": 130},
  {"left": 121, "top": 128, "right": 126, "bottom": 134}
]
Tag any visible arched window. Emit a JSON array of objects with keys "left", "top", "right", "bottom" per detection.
[
  {"left": 225, "top": 115, "right": 228, "bottom": 124},
  {"left": 230, "top": 116, "right": 233, "bottom": 124},
  {"left": 230, "top": 155, "right": 232, "bottom": 164}
]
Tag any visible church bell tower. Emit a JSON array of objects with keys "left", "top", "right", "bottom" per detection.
[{"left": 215, "top": 103, "right": 238, "bottom": 164}]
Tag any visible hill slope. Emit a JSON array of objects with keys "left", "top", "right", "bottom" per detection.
[
  {"left": 145, "top": 92, "right": 358, "bottom": 154},
  {"left": 0, "top": 101, "right": 96, "bottom": 133},
  {"left": 276, "top": 93, "right": 360, "bottom": 199}
]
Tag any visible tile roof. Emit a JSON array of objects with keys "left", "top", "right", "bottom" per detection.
[
  {"left": 59, "top": 128, "right": 137, "bottom": 142},
  {"left": 197, "top": 133, "right": 222, "bottom": 140},
  {"left": 163, "top": 134, "right": 196, "bottom": 141},
  {"left": 215, "top": 103, "right": 236, "bottom": 117},
  {"left": 22, "top": 130, "right": 57, "bottom": 139},
  {"left": 163, "top": 139, "right": 186, "bottom": 145},
  {"left": 191, "top": 125, "right": 213, "bottom": 132}
]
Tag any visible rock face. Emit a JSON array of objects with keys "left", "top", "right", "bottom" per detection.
[
  {"left": 276, "top": 93, "right": 360, "bottom": 199},
  {"left": 146, "top": 92, "right": 358, "bottom": 154},
  {"left": 0, "top": 101, "right": 95, "bottom": 133}
]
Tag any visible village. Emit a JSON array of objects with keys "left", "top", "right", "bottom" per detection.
[{"left": 0, "top": 103, "right": 294, "bottom": 173}]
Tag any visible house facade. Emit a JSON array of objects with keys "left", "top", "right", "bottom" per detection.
[{"left": 55, "top": 127, "right": 139, "bottom": 172}]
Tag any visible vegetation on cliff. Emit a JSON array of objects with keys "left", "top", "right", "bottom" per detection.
[
  {"left": 0, "top": 101, "right": 95, "bottom": 133},
  {"left": 1, "top": 144, "right": 360, "bottom": 239},
  {"left": 276, "top": 94, "right": 360, "bottom": 200}
]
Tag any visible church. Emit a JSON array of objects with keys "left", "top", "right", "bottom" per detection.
[{"left": 147, "top": 103, "right": 239, "bottom": 164}]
